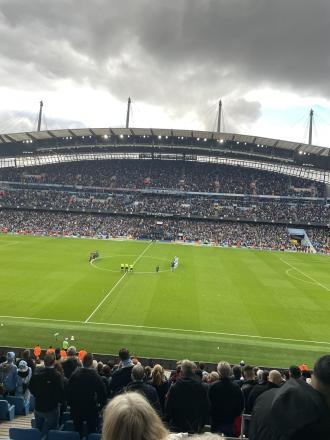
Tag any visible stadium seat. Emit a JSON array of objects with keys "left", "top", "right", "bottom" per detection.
[
  {"left": 47, "top": 431, "right": 80, "bottom": 440},
  {"left": 87, "top": 434, "right": 101, "bottom": 440},
  {"left": 9, "top": 428, "right": 42, "bottom": 440},
  {"left": 31, "top": 418, "right": 36, "bottom": 428},
  {"left": 0, "top": 400, "right": 15, "bottom": 421},
  {"left": 59, "top": 421, "right": 75, "bottom": 432},
  {"left": 59, "top": 411, "right": 71, "bottom": 424},
  {"left": 6, "top": 396, "right": 29, "bottom": 416}
]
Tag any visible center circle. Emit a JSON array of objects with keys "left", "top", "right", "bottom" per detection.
[{"left": 90, "top": 254, "right": 171, "bottom": 274}]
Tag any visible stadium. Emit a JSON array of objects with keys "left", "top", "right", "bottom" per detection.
[
  {"left": 0, "top": 104, "right": 330, "bottom": 436},
  {"left": 1, "top": 0, "right": 330, "bottom": 435}
]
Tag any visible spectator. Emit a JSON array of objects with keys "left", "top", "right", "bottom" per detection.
[
  {"left": 28, "top": 353, "right": 65, "bottom": 434},
  {"left": 21, "top": 349, "right": 36, "bottom": 375},
  {"left": 109, "top": 347, "right": 134, "bottom": 397},
  {"left": 246, "top": 369, "right": 282, "bottom": 413},
  {"left": 61, "top": 346, "right": 81, "bottom": 379},
  {"left": 241, "top": 365, "right": 257, "bottom": 406},
  {"left": 165, "top": 359, "right": 209, "bottom": 433},
  {"left": 149, "top": 364, "right": 170, "bottom": 413},
  {"left": 102, "top": 392, "right": 168, "bottom": 440},
  {"left": 16, "top": 360, "right": 32, "bottom": 403},
  {"left": 289, "top": 365, "right": 302, "bottom": 380},
  {"left": 208, "top": 371, "right": 219, "bottom": 384},
  {"left": 209, "top": 361, "right": 244, "bottom": 436},
  {"left": 249, "top": 355, "right": 330, "bottom": 439},
  {"left": 231, "top": 365, "right": 243, "bottom": 386},
  {"left": 0, "top": 352, "right": 18, "bottom": 396},
  {"left": 125, "top": 364, "right": 162, "bottom": 414},
  {"left": 67, "top": 352, "right": 107, "bottom": 436}
]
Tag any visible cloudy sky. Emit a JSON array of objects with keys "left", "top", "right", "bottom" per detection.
[{"left": 0, "top": 0, "right": 329, "bottom": 147}]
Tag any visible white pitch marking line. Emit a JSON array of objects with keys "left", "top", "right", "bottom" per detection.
[
  {"left": 280, "top": 258, "right": 330, "bottom": 292},
  {"left": 84, "top": 241, "right": 153, "bottom": 323},
  {"left": 1, "top": 314, "right": 330, "bottom": 346}
]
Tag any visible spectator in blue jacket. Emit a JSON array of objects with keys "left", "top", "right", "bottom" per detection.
[{"left": 0, "top": 352, "right": 18, "bottom": 396}]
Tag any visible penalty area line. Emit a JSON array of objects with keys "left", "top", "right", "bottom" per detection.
[
  {"left": 84, "top": 241, "right": 153, "bottom": 323},
  {"left": 280, "top": 258, "right": 330, "bottom": 292}
]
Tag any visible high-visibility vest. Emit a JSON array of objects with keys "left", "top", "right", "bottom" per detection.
[
  {"left": 60, "top": 349, "right": 67, "bottom": 359},
  {"left": 78, "top": 350, "right": 87, "bottom": 361},
  {"left": 34, "top": 346, "right": 41, "bottom": 357}
]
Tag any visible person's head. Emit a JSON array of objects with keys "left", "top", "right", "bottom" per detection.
[
  {"left": 82, "top": 353, "right": 93, "bottom": 368},
  {"left": 208, "top": 371, "right": 219, "bottom": 383},
  {"left": 18, "top": 360, "right": 28, "bottom": 373},
  {"left": 97, "top": 362, "right": 104, "bottom": 375},
  {"left": 6, "top": 352, "right": 15, "bottom": 363},
  {"left": 119, "top": 348, "right": 130, "bottom": 362},
  {"left": 232, "top": 365, "right": 242, "bottom": 380},
  {"left": 289, "top": 365, "right": 302, "bottom": 379},
  {"left": 102, "top": 392, "right": 168, "bottom": 440},
  {"left": 198, "top": 362, "right": 205, "bottom": 371},
  {"left": 311, "top": 355, "right": 330, "bottom": 402},
  {"left": 256, "top": 369, "right": 265, "bottom": 383},
  {"left": 22, "top": 349, "right": 31, "bottom": 360},
  {"left": 181, "top": 360, "right": 196, "bottom": 377},
  {"left": 131, "top": 364, "right": 144, "bottom": 382},
  {"left": 243, "top": 365, "right": 255, "bottom": 380},
  {"left": 217, "top": 361, "right": 232, "bottom": 379},
  {"left": 144, "top": 365, "right": 152, "bottom": 379},
  {"left": 44, "top": 353, "right": 55, "bottom": 368},
  {"left": 268, "top": 370, "right": 283, "bottom": 386},
  {"left": 151, "top": 364, "right": 165, "bottom": 387},
  {"left": 67, "top": 346, "right": 77, "bottom": 357},
  {"left": 103, "top": 365, "right": 112, "bottom": 378}
]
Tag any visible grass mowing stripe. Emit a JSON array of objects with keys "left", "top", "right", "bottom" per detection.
[
  {"left": 84, "top": 241, "right": 153, "bottom": 323},
  {"left": 280, "top": 257, "right": 330, "bottom": 292}
]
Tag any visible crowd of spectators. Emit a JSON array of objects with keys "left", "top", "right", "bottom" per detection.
[
  {"left": 0, "top": 189, "right": 329, "bottom": 224},
  {"left": 0, "top": 209, "right": 329, "bottom": 252},
  {"left": 0, "top": 160, "right": 325, "bottom": 196},
  {"left": 1, "top": 347, "right": 329, "bottom": 439},
  {"left": 0, "top": 210, "right": 290, "bottom": 249}
]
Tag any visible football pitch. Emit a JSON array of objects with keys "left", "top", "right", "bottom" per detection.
[{"left": 0, "top": 234, "right": 329, "bottom": 368}]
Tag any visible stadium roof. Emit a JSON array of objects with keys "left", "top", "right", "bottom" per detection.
[{"left": 0, "top": 127, "right": 329, "bottom": 157}]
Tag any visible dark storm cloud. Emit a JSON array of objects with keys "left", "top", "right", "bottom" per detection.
[{"left": 0, "top": 0, "right": 329, "bottom": 130}]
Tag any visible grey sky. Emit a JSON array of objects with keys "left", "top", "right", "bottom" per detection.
[{"left": 0, "top": 0, "right": 329, "bottom": 145}]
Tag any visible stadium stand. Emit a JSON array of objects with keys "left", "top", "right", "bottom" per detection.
[{"left": 1, "top": 349, "right": 330, "bottom": 439}]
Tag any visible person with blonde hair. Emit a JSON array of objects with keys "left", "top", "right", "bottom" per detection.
[
  {"left": 102, "top": 392, "right": 168, "bottom": 440},
  {"left": 149, "top": 364, "right": 169, "bottom": 413}
]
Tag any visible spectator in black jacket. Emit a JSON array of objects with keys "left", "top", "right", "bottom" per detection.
[
  {"left": 67, "top": 352, "right": 107, "bottom": 436},
  {"left": 109, "top": 348, "right": 134, "bottom": 397},
  {"left": 125, "top": 364, "right": 161, "bottom": 415},
  {"left": 165, "top": 359, "right": 209, "bottom": 433},
  {"left": 28, "top": 353, "right": 65, "bottom": 435},
  {"left": 61, "top": 346, "right": 81, "bottom": 379},
  {"left": 241, "top": 365, "right": 257, "bottom": 406},
  {"left": 246, "top": 369, "right": 282, "bottom": 414},
  {"left": 249, "top": 355, "right": 330, "bottom": 440},
  {"left": 209, "top": 361, "right": 244, "bottom": 436}
]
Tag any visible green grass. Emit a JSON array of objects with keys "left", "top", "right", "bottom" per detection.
[{"left": 0, "top": 234, "right": 329, "bottom": 368}]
